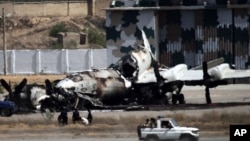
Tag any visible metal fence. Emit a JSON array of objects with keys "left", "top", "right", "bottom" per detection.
[{"left": 0, "top": 49, "right": 107, "bottom": 74}]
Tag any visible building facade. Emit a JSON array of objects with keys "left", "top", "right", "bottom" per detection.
[{"left": 105, "top": 0, "right": 250, "bottom": 70}]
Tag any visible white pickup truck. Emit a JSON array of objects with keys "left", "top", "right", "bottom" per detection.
[{"left": 137, "top": 117, "right": 199, "bottom": 141}]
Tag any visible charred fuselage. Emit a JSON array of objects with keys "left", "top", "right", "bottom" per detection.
[{"left": 48, "top": 69, "right": 132, "bottom": 109}]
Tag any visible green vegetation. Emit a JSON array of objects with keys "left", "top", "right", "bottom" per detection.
[
  {"left": 84, "top": 28, "right": 106, "bottom": 48},
  {"left": 52, "top": 43, "right": 63, "bottom": 49},
  {"left": 49, "top": 23, "right": 68, "bottom": 37}
]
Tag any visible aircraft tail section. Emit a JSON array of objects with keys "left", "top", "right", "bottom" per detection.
[
  {"left": 141, "top": 30, "right": 156, "bottom": 61},
  {"left": 141, "top": 30, "right": 151, "bottom": 52},
  {"left": 191, "top": 57, "right": 225, "bottom": 70}
]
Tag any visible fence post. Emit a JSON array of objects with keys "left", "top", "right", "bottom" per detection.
[
  {"left": 88, "top": 48, "right": 93, "bottom": 69},
  {"left": 62, "top": 49, "right": 69, "bottom": 74},
  {"left": 11, "top": 50, "right": 15, "bottom": 74},
  {"left": 43, "top": 0, "right": 45, "bottom": 16},
  {"left": 2, "top": 8, "right": 7, "bottom": 75},
  {"left": 36, "top": 49, "right": 41, "bottom": 74},
  {"left": 67, "top": 0, "right": 69, "bottom": 16},
  {"left": 87, "top": 0, "right": 96, "bottom": 16}
]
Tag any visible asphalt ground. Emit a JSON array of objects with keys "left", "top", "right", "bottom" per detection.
[
  {"left": 1, "top": 84, "right": 250, "bottom": 141},
  {"left": 6, "top": 137, "right": 229, "bottom": 141}
]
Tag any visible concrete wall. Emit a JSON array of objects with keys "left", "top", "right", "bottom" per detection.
[
  {"left": 0, "top": 0, "right": 112, "bottom": 17},
  {"left": 0, "top": 2, "right": 88, "bottom": 17},
  {"left": 95, "top": 0, "right": 112, "bottom": 17}
]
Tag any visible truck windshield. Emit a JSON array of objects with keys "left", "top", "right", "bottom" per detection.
[{"left": 170, "top": 119, "right": 178, "bottom": 127}]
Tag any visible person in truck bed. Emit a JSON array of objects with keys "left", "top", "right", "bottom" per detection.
[
  {"left": 143, "top": 118, "right": 150, "bottom": 127},
  {"left": 150, "top": 118, "right": 156, "bottom": 128}
]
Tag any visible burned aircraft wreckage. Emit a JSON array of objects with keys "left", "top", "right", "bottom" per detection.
[
  {"left": 39, "top": 31, "right": 186, "bottom": 111},
  {"left": 0, "top": 38, "right": 181, "bottom": 112},
  {"left": 40, "top": 46, "right": 181, "bottom": 111},
  {"left": 39, "top": 30, "right": 250, "bottom": 112},
  {"left": 2, "top": 30, "right": 250, "bottom": 113}
]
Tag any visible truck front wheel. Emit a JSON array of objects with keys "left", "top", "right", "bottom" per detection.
[
  {"left": 145, "top": 135, "right": 159, "bottom": 141},
  {"left": 179, "top": 135, "right": 194, "bottom": 141}
]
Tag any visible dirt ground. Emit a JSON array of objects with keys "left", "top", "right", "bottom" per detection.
[
  {"left": 0, "top": 74, "right": 65, "bottom": 85},
  {"left": 0, "top": 16, "right": 105, "bottom": 50}
]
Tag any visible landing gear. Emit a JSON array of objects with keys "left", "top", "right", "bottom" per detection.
[
  {"left": 178, "top": 93, "right": 186, "bottom": 104},
  {"left": 172, "top": 93, "right": 185, "bottom": 104},
  {"left": 58, "top": 109, "right": 68, "bottom": 126},
  {"left": 205, "top": 87, "right": 212, "bottom": 104}
]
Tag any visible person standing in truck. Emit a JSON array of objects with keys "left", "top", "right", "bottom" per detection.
[
  {"left": 150, "top": 118, "right": 156, "bottom": 128},
  {"left": 143, "top": 118, "right": 150, "bottom": 127}
]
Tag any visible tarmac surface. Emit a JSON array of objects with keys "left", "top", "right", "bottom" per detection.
[
  {"left": 1, "top": 84, "right": 250, "bottom": 141},
  {"left": 6, "top": 137, "right": 228, "bottom": 141}
]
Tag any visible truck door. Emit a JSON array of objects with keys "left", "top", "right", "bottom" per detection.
[{"left": 159, "top": 121, "right": 176, "bottom": 140}]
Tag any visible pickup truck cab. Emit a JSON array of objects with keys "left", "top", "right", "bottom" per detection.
[{"left": 138, "top": 117, "right": 199, "bottom": 141}]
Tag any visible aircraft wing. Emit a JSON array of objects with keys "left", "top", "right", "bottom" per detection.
[
  {"left": 209, "top": 64, "right": 250, "bottom": 79},
  {"left": 136, "top": 63, "right": 250, "bottom": 84},
  {"left": 136, "top": 64, "right": 201, "bottom": 83},
  {"left": 176, "top": 70, "right": 204, "bottom": 81},
  {"left": 178, "top": 63, "right": 250, "bottom": 104},
  {"left": 178, "top": 63, "right": 250, "bottom": 81}
]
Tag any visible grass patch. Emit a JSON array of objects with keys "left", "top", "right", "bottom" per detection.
[
  {"left": 52, "top": 43, "right": 63, "bottom": 49},
  {"left": 164, "top": 111, "right": 250, "bottom": 132},
  {"left": 92, "top": 111, "right": 250, "bottom": 134},
  {"left": 83, "top": 28, "right": 106, "bottom": 48}
]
